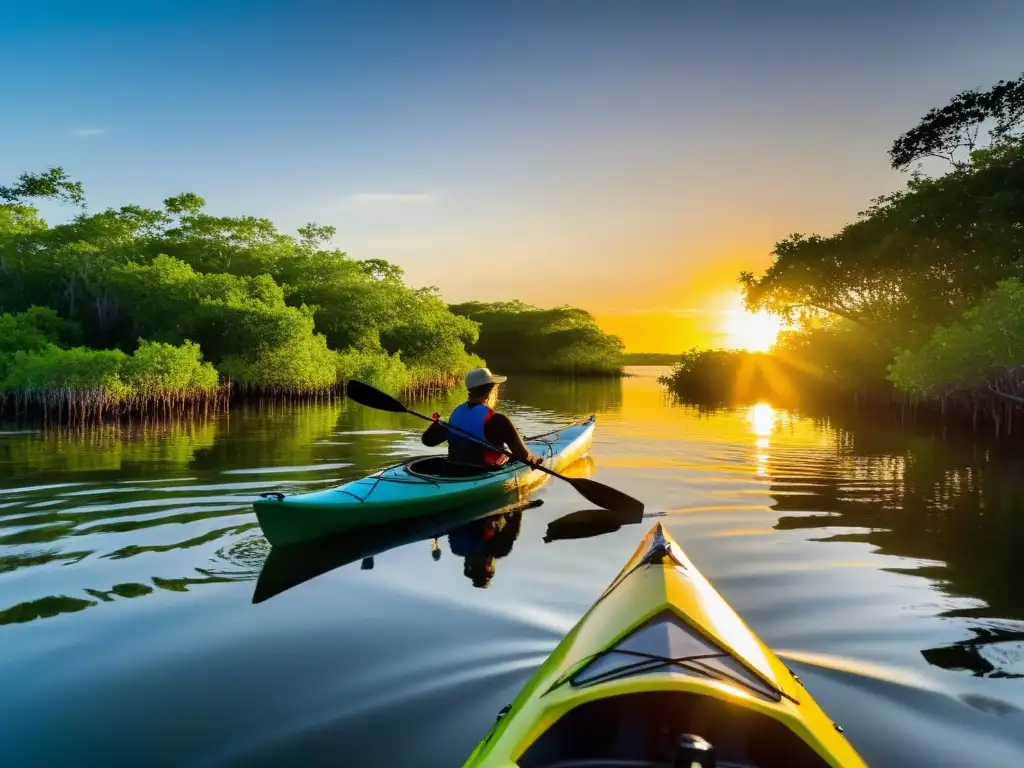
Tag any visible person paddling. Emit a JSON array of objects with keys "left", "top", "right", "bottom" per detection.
[{"left": 421, "top": 367, "right": 543, "bottom": 469}]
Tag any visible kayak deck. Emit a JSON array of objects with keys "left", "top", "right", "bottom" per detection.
[
  {"left": 254, "top": 416, "right": 595, "bottom": 547},
  {"left": 464, "top": 522, "right": 866, "bottom": 767}
]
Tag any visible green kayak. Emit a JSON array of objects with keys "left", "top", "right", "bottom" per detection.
[{"left": 253, "top": 415, "right": 596, "bottom": 547}]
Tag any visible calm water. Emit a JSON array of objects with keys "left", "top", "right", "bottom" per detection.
[{"left": 3, "top": 367, "right": 1024, "bottom": 766}]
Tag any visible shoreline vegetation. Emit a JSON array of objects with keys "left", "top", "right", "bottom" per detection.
[
  {"left": 622, "top": 353, "right": 681, "bottom": 366},
  {"left": 662, "top": 71, "right": 1024, "bottom": 437},
  {"left": 449, "top": 301, "right": 625, "bottom": 377},
  {"left": 0, "top": 172, "right": 624, "bottom": 426}
]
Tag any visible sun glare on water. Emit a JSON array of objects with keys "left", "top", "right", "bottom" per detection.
[{"left": 723, "top": 307, "right": 783, "bottom": 352}]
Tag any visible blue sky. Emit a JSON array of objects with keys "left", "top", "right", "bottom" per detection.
[{"left": 3, "top": 1, "right": 1023, "bottom": 349}]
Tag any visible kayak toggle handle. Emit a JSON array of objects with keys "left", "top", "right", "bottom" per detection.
[{"left": 259, "top": 492, "right": 285, "bottom": 502}]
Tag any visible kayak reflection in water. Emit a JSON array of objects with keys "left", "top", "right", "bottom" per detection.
[
  {"left": 447, "top": 511, "right": 523, "bottom": 588},
  {"left": 421, "top": 367, "right": 543, "bottom": 469}
]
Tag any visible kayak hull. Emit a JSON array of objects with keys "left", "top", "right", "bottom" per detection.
[
  {"left": 254, "top": 416, "right": 596, "bottom": 547},
  {"left": 463, "top": 522, "right": 867, "bottom": 768}
]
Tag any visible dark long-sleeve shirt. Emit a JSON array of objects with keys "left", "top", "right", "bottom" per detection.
[{"left": 421, "top": 412, "right": 539, "bottom": 464}]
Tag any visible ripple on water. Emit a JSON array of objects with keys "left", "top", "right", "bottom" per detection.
[
  {"left": 0, "top": 482, "right": 95, "bottom": 496},
  {"left": 781, "top": 653, "right": 1024, "bottom": 766},
  {"left": 220, "top": 462, "right": 352, "bottom": 475}
]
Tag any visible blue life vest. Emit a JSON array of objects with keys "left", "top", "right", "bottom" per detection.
[{"left": 447, "top": 402, "right": 504, "bottom": 466}]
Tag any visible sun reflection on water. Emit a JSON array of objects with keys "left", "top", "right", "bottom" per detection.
[
  {"left": 748, "top": 403, "right": 776, "bottom": 479},
  {"left": 748, "top": 403, "right": 776, "bottom": 437}
]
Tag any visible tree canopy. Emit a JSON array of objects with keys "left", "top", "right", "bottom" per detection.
[
  {"left": 449, "top": 301, "right": 625, "bottom": 376},
  {"left": 889, "top": 72, "right": 1024, "bottom": 170},
  {"left": 0, "top": 168, "right": 622, "bottom": 421},
  {"left": 0, "top": 170, "right": 482, "bottom": 413}
]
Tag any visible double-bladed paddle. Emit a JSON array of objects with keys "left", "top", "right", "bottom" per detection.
[{"left": 344, "top": 379, "right": 644, "bottom": 516}]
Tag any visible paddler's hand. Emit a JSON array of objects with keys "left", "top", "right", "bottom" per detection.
[{"left": 526, "top": 454, "right": 544, "bottom": 468}]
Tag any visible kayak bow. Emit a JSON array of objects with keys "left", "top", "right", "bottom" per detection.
[{"left": 463, "top": 522, "right": 867, "bottom": 768}]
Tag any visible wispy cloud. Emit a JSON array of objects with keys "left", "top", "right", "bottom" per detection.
[
  {"left": 68, "top": 128, "right": 105, "bottom": 139},
  {"left": 341, "top": 191, "right": 437, "bottom": 210}
]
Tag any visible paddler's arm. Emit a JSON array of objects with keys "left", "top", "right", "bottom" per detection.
[
  {"left": 421, "top": 416, "right": 448, "bottom": 447},
  {"left": 486, "top": 414, "right": 543, "bottom": 467}
]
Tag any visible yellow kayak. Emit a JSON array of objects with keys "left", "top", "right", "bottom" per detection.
[{"left": 463, "top": 522, "right": 867, "bottom": 767}]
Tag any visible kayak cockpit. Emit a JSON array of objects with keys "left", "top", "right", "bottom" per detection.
[
  {"left": 404, "top": 456, "right": 511, "bottom": 480},
  {"left": 513, "top": 612, "right": 835, "bottom": 768},
  {"left": 516, "top": 691, "right": 835, "bottom": 768}
]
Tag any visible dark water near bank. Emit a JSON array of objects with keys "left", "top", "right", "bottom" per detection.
[{"left": 3, "top": 367, "right": 1024, "bottom": 766}]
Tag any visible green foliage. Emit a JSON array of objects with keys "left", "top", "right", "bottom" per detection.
[
  {"left": 1, "top": 340, "right": 224, "bottom": 423},
  {"left": 219, "top": 315, "right": 338, "bottom": 394},
  {"left": 0, "top": 307, "right": 80, "bottom": 356},
  {"left": 0, "top": 167, "right": 85, "bottom": 207},
  {"left": 0, "top": 165, "right": 620, "bottom": 418},
  {"left": 889, "top": 279, "right": 1024, "bottom": 396},
  {"left": 449, "top": 301, "right": 624, "bottom": 375},
  {"left": 335, "top": 347, "right": 411, "bottom": 394},
  {"left": 1, "top": 340, "right": 223, "bottom": 400},
  {"left": 107, "top": 254, "right": 322, "bottom": 368},
  {"left": 123, "top": 340, "right": 220, "bottom": 395},
  {"left": 0, "top": 168, "right": 492, "bottom": 403},
  {"left": 276, "top": 251, "right": 479, "bottom": 386},
  {"left": 3, "top": 346, "right": 132, "bottom": 403}
]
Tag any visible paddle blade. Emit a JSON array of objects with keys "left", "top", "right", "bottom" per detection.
[
  {"left": 345, "top": 379, "right": 408, "bottom": 413},
  {"left": 567, "top": 477, "right": 644, "bottom": 515}
]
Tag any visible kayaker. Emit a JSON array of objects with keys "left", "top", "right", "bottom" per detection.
[{"left": 421, "top": 367, "right": 544, "bottom": 469}]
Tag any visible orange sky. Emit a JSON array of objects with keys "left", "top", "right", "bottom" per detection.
[
  {"left": 423, "top": 225, "right": 806, "bottom": 352},
  {"left": 597, "top": 309, "right": 732, "bottom": 354}
]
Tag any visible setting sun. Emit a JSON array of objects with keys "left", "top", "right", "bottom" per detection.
[{"left": 723, "top": 307, "right": 783, "bottom": 352}]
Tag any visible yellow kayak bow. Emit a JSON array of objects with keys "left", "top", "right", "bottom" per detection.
[{"left": 464, "top": 522, "right": 867, "bottom": 768}]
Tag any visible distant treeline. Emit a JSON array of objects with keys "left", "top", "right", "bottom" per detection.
[
  {"left": 664, "top": 71, "right": 1024, "bottom": 435},
  {"left": 622, "top": 353, "right": 680, "bottom": 366},
  {"left": 448, "top": 301, "right": 624, "bottom": 376},
  {"left": 0, "top": 171, "right": 622, "bottom": 424}
]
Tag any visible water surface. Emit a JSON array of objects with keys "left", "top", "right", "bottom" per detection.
[{"left": 3, "top": 367, "right": 1024, "bottom": 766}]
